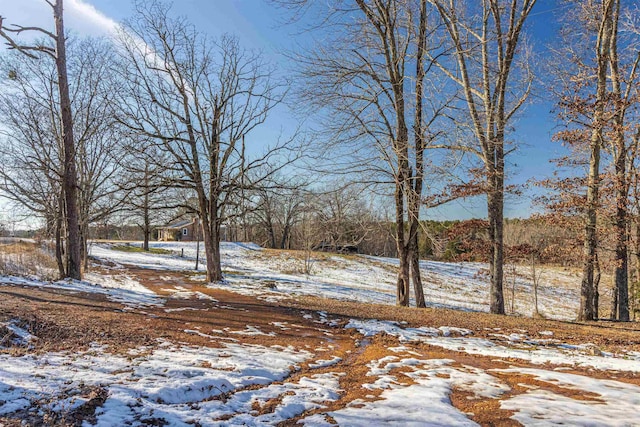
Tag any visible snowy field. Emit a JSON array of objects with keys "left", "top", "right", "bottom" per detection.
[
  {"left": 1, "top": 240, "right": 638, "bottom": 426},
  {"left": 90, "top": 241, "right": 580, "bottom": 320}
]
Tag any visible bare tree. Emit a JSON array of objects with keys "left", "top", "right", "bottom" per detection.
[
  {"left": 605, "top": 0, "right": 640, "bottom": 321},
  {"left": 0, "top": 37, "right": 124, "bottom": 277},
  {"left": 120, "top": 141, "right": 176, "bottom": 251},
  {"left": 115, "top": 0, "right": 294, "bottom": 282},
  {"left": 553, "top": 0, "right": 620, "bottom": 321},
  {"left": 252, "top": 185, "right": 306, "bottom": 249},
  {"left": 312, "top": 184, "right": 375, "bottom": 252},
  {"left": 429, "top": 0, "right": 536, "bottom": 314},
  {"left": 286, "top": 0, "right": 449, "bottom": 307},
  {"left": 0, "top": 0, "right": 82, "bottom": 279}
]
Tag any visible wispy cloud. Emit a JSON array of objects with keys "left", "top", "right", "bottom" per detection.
[{"left": 66, "top": 0, "right": 119, "bottom": 36}]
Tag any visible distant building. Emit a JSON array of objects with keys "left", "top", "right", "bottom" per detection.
[
  {"left": 156, "top": 217, "right": 229, "bottom": 241},
  {"left": 157, "top": 218, "right": 202, "bottom": 242}
]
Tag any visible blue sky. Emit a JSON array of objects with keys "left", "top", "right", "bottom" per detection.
[{"left": 0, "top": 0, "right": 571, "bottom": 221}]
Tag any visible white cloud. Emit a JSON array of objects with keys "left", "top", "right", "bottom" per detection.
[{"left": 65, "top": 0, "right": 118, "bottom": 36}]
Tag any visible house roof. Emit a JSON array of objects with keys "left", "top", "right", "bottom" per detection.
[{"left": 158, "top": 219, "right": 193, "bottom": 230}]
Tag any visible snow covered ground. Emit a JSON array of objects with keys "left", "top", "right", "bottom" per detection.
[
  {"left": 0, "top": 340, "right": 328, "bottom": 426},
  {"left": 0, "top": 273, "right": 165, "bottom": 309},
  {"left": 4, "top": 316, "right": 640, "bottom": 426},
  {"left": 90, "top": 241, "right": 580, "bottom": 320},
  {"left": 1, "top": 240, "right": 638, "bottom": 425}
]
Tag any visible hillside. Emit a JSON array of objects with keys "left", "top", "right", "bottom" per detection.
[{"left": 1, "top": 241, "right": 639, "bottom": 426}]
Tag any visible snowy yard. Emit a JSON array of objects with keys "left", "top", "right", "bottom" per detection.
[
  {"left": 0, "top": 241, "right": 638, "bottom": 426},
  {"left": 90, "top": 241, "right": 580, "bottom": 320}
]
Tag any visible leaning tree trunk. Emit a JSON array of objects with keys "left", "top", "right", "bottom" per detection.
[{"left": 54, "top": 0, "right": 82, "bottom": 280}]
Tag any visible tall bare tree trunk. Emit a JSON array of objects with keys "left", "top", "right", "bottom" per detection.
[
  {"left": 609, "top": 0, "right": 629, "bottom": 321},
  {"left": 54, "top": 0, "right": 82, "bottom": 280},
  {"left": 206, "top": 110, "right": 223, "bottom": 282},
  {"left": 394, "top": 90, "right": 411, "bottom": 307},
  {"left": 431, "top": 0, "right": 535, "bottom": 314},
  {"left": 579, "top": 0, "right": 614, "bottom": 321},
  {"left": 408, "top": 0, "right": 428, "bottom": 309}
]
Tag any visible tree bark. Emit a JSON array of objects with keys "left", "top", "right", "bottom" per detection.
[
  {"left": 635, "top": 222, "right": 640, "bottom": 319},
  {"left": 431, "top": 0, "right": 534, "bottom": 315},
  {"left": 580, "top": 151, "right": 599, "bottom": 321},
  {"left": 594, "top": 251, "right": 601, "bottom": 316},
  {"left": 488, "top": 175, "right": 505, "bottom": 315},
  {"left": 80, "top": 223, "right": 89, "bottom": 271},
  {"left": 579, "top": 0, "right": 614, "bottom": 321},
  {"left": 409, "top": 234, "right": 426, "bottom": 308},
  {"left": 143, "top": 202, "right": 150, "bottom": 251},
  {"left": 395, "top": 184, "right": 410, "bottom": 306},
  {"left": 408, "top": 0, "right": 428, "bottom": 309},
  {"left": 54, "top": 0, "right": 82, "bottom": 280},
  {"left": 197, "top": 195, "right": 222, "bottom": 282},
  {"left": 613, "top": 157, "right": 629, "bottom": 320},
  {"left": 269, "top": 224, "right": 277, "bottom": 249},
  {"left": 609, "top": 0, "right": 629, "bottom": 321},
  {"left": 142, "top": 163, "right": 151, "bottom": 251},
  {"left": 55, "top": 200, "right": 65, "bottom": 278},
  {"left": 531, "top": 254, "right": 540, "bottom": 317}
]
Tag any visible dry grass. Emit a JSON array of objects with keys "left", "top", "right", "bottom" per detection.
[
  {"left": 0, "top": 241, "right": 37, "bottom": 254},
  {"left": 110, "top": 244, "right": 173, "bottom": 255},
  {"left": 0, "top": 241, "right": 58, "bottom": 281}
]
